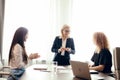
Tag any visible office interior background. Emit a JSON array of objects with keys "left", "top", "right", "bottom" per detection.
[{"left": 0, "top": 0, "right": 120, "bottom": 65}]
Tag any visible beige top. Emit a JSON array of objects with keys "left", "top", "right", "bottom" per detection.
[{"left": 9, "top": 44, "right": 25, "bottom": 69}]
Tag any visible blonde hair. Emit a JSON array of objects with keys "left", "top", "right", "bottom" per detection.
[
  {"left": 93, "top": 32, "right": 109, "bottom": 50},
  {"left": 61, "top": 24, "right": 70, "bottom": 37}
]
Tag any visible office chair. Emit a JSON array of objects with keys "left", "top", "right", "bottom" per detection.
[
  {"left": 0, "top": 59, "right": 15, "bottom": 80},
  {"left": 113, "top": 47, "right": 120, "bottom": 80}
]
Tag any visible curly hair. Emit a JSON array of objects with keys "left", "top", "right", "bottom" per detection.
[{"left": 93, "top": 32, "right": 109, "bottom": 50}]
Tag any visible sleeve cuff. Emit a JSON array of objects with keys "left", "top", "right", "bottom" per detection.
[{"left": 58, "top": 49, "right": 61, "bottom": 53}]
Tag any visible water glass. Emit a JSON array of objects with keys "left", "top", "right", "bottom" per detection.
[{"left": 51, "top": 61, "right": 58, "bottom": 73}]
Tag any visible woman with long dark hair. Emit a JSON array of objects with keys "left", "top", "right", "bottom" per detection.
[{"left": 8, "top": 27, "right": 40, "bottom": 80}]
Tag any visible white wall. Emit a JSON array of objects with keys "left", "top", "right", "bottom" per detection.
[
  {"left": 3, "top": 0, "right": 73, "bottom": 61},
  {"left": 71, "top": 0, "right": 120, "bottom": 62},
  {"left": 3, "top": 0, "right": 53, "bottom": 61},
  {"left": 3, "top": 0, "right": 120, "bottom": 64}
]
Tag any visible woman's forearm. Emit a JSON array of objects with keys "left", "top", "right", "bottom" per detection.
[{"left": 89, "top": 65, "right": 104, "bottom": 71}]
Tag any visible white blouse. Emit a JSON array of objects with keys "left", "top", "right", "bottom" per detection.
[
  {"left": 61, "top": 39, "right": 67, "bottom": 56},
  {"left": 9, "top": 44, "right": 25, "bottom": 69}
]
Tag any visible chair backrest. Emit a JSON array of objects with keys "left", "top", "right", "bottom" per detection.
[
  {"left": 113, "top": 47, "right": 120, "bottom": 70},
  {"left": 113, "top": 47, "right": 120, "bottom": 79},
  {"left": 0, "top": 60, "right": 3, "bottom": 70}
]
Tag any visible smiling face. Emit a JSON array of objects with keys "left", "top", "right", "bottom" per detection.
[
  {"left": 63, "top": 28, "right": 70, "bottom": 37},
  {"left": 61, "top": 25, "right": 70, "bottom": 38}
]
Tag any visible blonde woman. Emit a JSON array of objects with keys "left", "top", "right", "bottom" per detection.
[
  {"left": 51, "top": 24, "right": 75, "bottom": 66},
  {"left": 89, "top": 32, "right": 112, "bottom": 73}
]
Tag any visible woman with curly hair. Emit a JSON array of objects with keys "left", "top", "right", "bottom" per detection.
[{"left": 89, "top": 32, "right": 112, "bottom": 73}]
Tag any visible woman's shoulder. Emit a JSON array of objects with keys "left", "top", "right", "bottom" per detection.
[
  {"left": 55, "top": 36, "right": 62, "bottom": 39},
  {"left": 14, "top": 43, "right": 22, "bottom": 47},
  {"left": 69, "top": 37, "right": 73, "bottom": 39},
  {"left": 100, "top": 48, "right": 111, "bottom": 55},
  {"left": 14, "top": 43, "right": 22, "bottom": 50},
  {"left": 101, "top": 48, "right": 110, "bottom": 52},
  {"left": 67, "top": 37, "right": 73, "bottom": 40},
  {"left": 12, "top": 44, "right": 23, "bottom": 55}
]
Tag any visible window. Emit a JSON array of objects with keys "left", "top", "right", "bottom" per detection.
[
  {"left": 3, "top": 0, "right": 54, "bottom": 61},
  {"left": 71, "top": 0, "right": 120, "bottom": 61},
  {"left": 3, "top": 0, "right": 120, "bottom": 63}
]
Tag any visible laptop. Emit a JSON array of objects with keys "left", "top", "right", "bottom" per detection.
[{"left": 70, "top": 60, "right": 92, "bottom": 80}]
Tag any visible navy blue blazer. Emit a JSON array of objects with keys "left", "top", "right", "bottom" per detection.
[{"left": 51, "top": 36, "right": 75, "bottom": 65}]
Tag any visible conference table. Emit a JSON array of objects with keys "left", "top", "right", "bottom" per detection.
[{"left": 20, "top": 64, "right": 115, "bottom": 80}]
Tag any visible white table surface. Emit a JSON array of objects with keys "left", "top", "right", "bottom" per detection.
[{"left": 20, "top": 64, "right": 115, "bottom": 80}]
